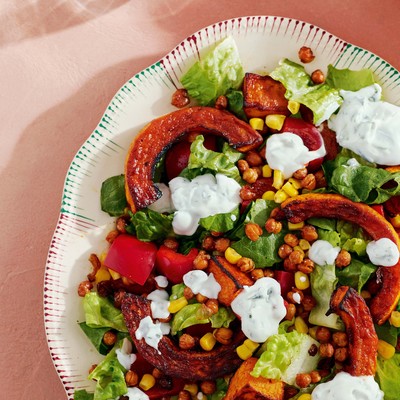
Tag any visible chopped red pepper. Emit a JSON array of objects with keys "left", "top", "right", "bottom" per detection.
[{"left": 274, "top": 270, "right": 295, "bottom": 297}]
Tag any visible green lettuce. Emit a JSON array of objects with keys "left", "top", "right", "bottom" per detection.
[
  {"left": 225, "top": 89, "right": 247, "bottom": 120},
  {"left": 74, "top": 390, "right": 94, "bottom": 400},
  {"left": 309, "top": 264, "right": 344, "bottom": 330},
  {"left": 326, "top": 65, "right": 375, "bottom": 91},
  {"left": 199, "top": 207, "right": 240, "bottom": 233},
  {"left": 376, "top": 354, "right": 400, "bottom": 400},
  {"left": 336, "top": 259, "right": 377, "bottom": 292},
  {"left": 270, "top": 59, "right": 342, "bottom": 125},
  {"left": 180, "top": 135, "right": 242, "bottom": 182},
  {"left": 100, "top": 175, "right": 127, "bottom": 217},
  {"left": 83, "top": 292, "right": 128, "bottom": 332},
  {"left": 171, "top": 303, "right": 235, "bottom": 335},
  {"left": 324, "top": 148, "right": 400, "bottom": 204},
  {"left": 127, "top": 208, "right": 173, "bottom": 241},
  {"left": 180, "top": 36, "right": 245, "bottom": 106},
  {"left": 252, "top": 330, "right": 320, "bottom": 385},
  {"left": 88, "top": 343, "right": 127, "bottom": 400}
]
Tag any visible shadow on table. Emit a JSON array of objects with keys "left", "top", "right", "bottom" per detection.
[{"left": 0, "top": 0, "right": 128, "bottom": 47}]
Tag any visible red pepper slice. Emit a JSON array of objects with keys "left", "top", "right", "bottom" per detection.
[
  {"left": 104, "top": 234, "right": 157, "bottom": 285},
  {"left": 155, "top": 246, "right": 199, "bottom": 284},
  {"left": 274, "top": 270, "right": 295, "bottom": 297},
  {"left": 371, "top": 204, "right": 385, "bottom": 217}
]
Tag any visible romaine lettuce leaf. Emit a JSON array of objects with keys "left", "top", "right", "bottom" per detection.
[
  {"left": 83, "top": 292, "right": 128, "bottom": 332},
  {"left": 376, "top": 354, "right": 400, "bottom": 400},
  {"left": 251, "top": 330, "right": 320, "bottom": 385},
  {"left": 88, "top": 344, "right": 128, "bottom": 400},
  {"left": 270, "top": 59, "right": 342, "bottom": 125},
  {"left": 308, "top": 264, "right": 344, "bottom": 330},
  {"left": 180, "top": 36, "right": 245, "bottom": 106},
  {"left": 74, "top": 390, "right": 94, "bottom": 400},
  {"left": 180, "top": 135, "right": 241, "bottom": 182},
  {"left": 326, "top": 65, "right": 375, "bottom": 91},
  {"left": 199, "top": 207, "right": 239, "bottom": 233},
  {"left": 336, "top": 259, "right": 377, "bottom": 292}
]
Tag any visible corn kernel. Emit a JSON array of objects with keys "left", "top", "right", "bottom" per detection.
[
  {"left": 236, "top": 344, "right": 253, "bottom": 360},
  {"left": 108, "top": 268, "right": 121, "bottom": 280},
  {"left": 168, "top": 297, "right": 188, "bottom": 313},
  {"left": 249, "top": 117, "right": 265, "bottom": 131},
  {"left": 95, "top": 266, "right": 111, "bottom": 283},
  {"left": 390, "top": 214, "right": 400, "bottom": 228},
  {"left": 308, "top": 326, "right": 318, "bottom": 340},
  {"left": 200, "top": 332, "right": 217, "bottom": 351},
  {"left": 225, "top": 247, "right": 242, "bottom": 264},
  {"left": 262, "top": 164, "right": 273, "bottom": 178},
  {"left": 139, "top": 374, "right": 156, "bottom": 391},
  {"left": 183, "top": 383, "right": 198, "bottom": 396},
  {"left": 262, "top": 190, "right": 276, "bottom": 201},
  {"left": 265, "top": 114, "right": 286, "bottom": 130},
  {"left": 377, "top": 340, "right": 395, "bottom": 359},
  {"left": 295, "top": 271, "right": 310, "bottom": 290},
  {"left": 288, "top": 100, "right": 301, "bottom": 115},
  {"left": 288, "top": 221, "right": 305, "bottom": 230},
  {"left": 243, "top": 339, "right": 260, "bottom": 352},
  {"left": 99, "top": 251, "right": 107, "bottom": 264},
  {"left": 272, "top": 170, "right": 284, "bottom": 189},
  {"left": 288, "top": 178, "right": 302, "bottom": 190},
  {"left": 298, "top": 239, "right": 310, "bottom": 251},
  {"left": 274, "top": 189, "right": 289, "bottom": 204},
  {"left": 361, "top": 290, "right": 371, "bottom": 300},
  {"left": 294, "top": 316, "right": 309, "bottom": 334},
  {"left": 282, "top": 181, "right": 299, "bottom": 197},
  {"left": 389, "top": 310, "right": 400, "bottom": 327},
  {"left": 297, "top": 394, "right": 312, "bottom": 400}
]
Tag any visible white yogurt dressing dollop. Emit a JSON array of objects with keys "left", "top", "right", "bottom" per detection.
[
  {"left": 148, "top": 183, "right": 175, "bottom": 213},
  {"left": 116, "top": 338, "right": 137, "bottom": 370},
  {"left": 183, "top": 270, "right": 221, "bottom": 299},
  {"left": 125, "top": 387, "right": 150, "bottom": 400},
  {"left": 329, "top": 84, "right": 400, "bottom": 165},
  {"left": 135, "top": 316, "right": 170, "bottom": 353},
  {"left": 265, "top": 132, "right": 326, "bottom": 179},
  {"left": 366, "top": 238, "right": 400, "bottom": 267},
  {"left": 311, "top": 371, "right": 383, "bottom": 400},
  {"left": 169, "top": 173, "right": 241, "bottom": 236},
  {"left": 147, "top": 289, "right": 170, "bottom": 319},
  {"left": 308, "top": 240, "right": 341, "bottom": 266},
  {"left": 231, "top": 277, "right": 286, "bottom": 343}
]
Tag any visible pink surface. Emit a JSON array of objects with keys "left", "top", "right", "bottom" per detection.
[{"left": 1, "top": 1, "right": 399, "bottom": 398}]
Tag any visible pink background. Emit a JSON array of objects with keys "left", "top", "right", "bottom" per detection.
[{"left": 1, "top": 1, "right": 399, "bottom": 398}]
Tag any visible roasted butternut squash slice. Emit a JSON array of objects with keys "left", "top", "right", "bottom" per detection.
[
  {"left": 125, "top": 106, "right": 263, "bottom": 212},
  {"left": 225, "top": 357, "right": 285, "bottom": 400},
  {"left": 121, "top": 293, "right": 245, "bottom": 381},
  {"left": 243, "top": 73, "right": 290, "bottom": 119},
  {"left": 208, "top": 255, "right": 253, "bottom": 306},
  {"left": 281, "top": 193, "right": 400, "bottom": 325},
  {"left": 330, "top": 286, "right": 378, "bottom": 376}
]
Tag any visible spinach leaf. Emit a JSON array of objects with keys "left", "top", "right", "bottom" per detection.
[
  {"left": 100, "top": 175, "right": 127, "bottom": 216},
  {"left": 226, "top": 89, "right": 248, "bottom": 121},
  {"left": 326, "top": 65, "right": 375, "bottom": 92},
  {"left": 127, "top": 209, "right": 173, "bottom": 242},
  {"left": 74, "top": 390, "right": 94, "bottom": 400}
]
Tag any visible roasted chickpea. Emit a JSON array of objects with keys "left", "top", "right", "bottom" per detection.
[
  {"left": 265, "top": 218, "right": 283, "bottom": 234},
  {"left": 298, "top": 46, "right": 315, "bottom": 63},
  {"left": 311, "top": 69, "right": 325, "bottom": 84}
]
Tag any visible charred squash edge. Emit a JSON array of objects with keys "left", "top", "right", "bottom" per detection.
[
  {"left": 281, "top": 193, "right": 400, "bottom": 325},
  {"left": 125, "top": 106, "right": 263, "bottom": 212}
]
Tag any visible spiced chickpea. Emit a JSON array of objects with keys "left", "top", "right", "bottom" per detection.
[
  {"left": 177, "top": 390, "right": 192, "bottom": 400},
  {"left": 103, "top": 331, "right": 117, "bottom": 346},
  {"left": 196, "top": 293, "right": 208, "bottom": 303},
  {"left": 214, "top": 237, "right": 230, "bottom": 252},
  {"left": 315, "top": 326, "right": 331, "bottom": 343},
  {"left": 293, "top": 167, "right": 308, "bottom": 180},
  {"left": 238, "top": 159, "right": 250, "bottom": 173},
  {"left": 245, "top": 223, "right": 263, "bottom": 241},
  {"left": 283, "top": 258, "right": 297, "bottom": 272},
  {"left": 193, "top": 250, "right": 210, "bottom": 270},
  {"left": 200, "top": 380, "right": 217, "bottom": 395},
  {"left": 298, "top": 46, "right": 315, "bottom": 63},
  {"left": 301, "top": 225, "right": 318, "bottom": 242},
  {"left": 183, "top": 286, "right": 194, "bottom": 300},
  {"left": 106, "top": 229, "right": 119, "bottom": 243},
  {"left": 310, "top": 370, "right": 321, "bottom": 383},
  {"left": 334, "top": 347, "right": 348, "bottom": 362},
  {"left": 251, "top": 269, "right": 264, "bottom": 281},
  {"left": 298, "top": 258, "right": 315, "bottom": 274},
  {"left": 240, "top": 186, "right": 256, "bottom": 201},
  {"left": 319, "top": 343, "right": 335, "bottom": 358},
  {"left": 245, "top": 151, "right": 263, "bottom": 167},
  {"left": 205, "top": 299, "right": 219, "bottom": 315},
  {"left": 301, "top": 174, "right": 317, "bottom": 190},
  {"left": 284, "top": 233, "right": 299, "bottom": 248},
  {"left": 237, "top": 257, "right": 255, "bottom": 272},
  {"left": 311, "top": 69, "right": 325, "bottom": 84},
  {"left": 163, "top": 237, "right": 180, "bottom": 251},
  {"left": 125, "top": 370, "right": 139, "bottom": 387},
  {"left": 278, "top": 244, "right": 293, "bottom": 259},
  {"left": 335, "top": 249, "right": 351, "bottom": 268},
  {"left": 171, "top": 88, "right": 190, "bottom": 108},
  {"left": 263, "top": 268, "right": 275, "bottom": 278},
  {"left": 315, "top": 170, "right": 327, "bottom": 188},
  {"left": 78, "top": 280, "right": 93, "bottom": 297},
  {"left": 302, "top": 294, "right": 317, "bottom": 311},
  {"left": 295, "top": 373, "right": 312, "bottom": 388},
  {"left": 332, "top": 332, "right": 348, "bottom": 347},
  {"left": 152, "top": 368, "right": 164, "bottom": 379},
  {"left": 265, "top": 218, "right": 282, "bottom": 234},
  {"left": 288, "top": 249, "right": 304, "bottom": 265},
  {"left": 202, "top": 236, "right": 215, "bottom": 251},
  {"left": 213, "top": 327, "right": 233, "bottom": 345},
  {"left": 179, "top": 333, "right": 196, "bottom": 350},
  {"left": 242, "top": 168, "right": 259, "bottom": 183},
  {"left": 285, "top": 303, "right": 296, "bottom": 320},
  {"left": 215, "top": 95, "right": 228, "bottom": 110}
]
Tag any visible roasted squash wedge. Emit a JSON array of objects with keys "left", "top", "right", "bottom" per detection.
[
  {"left": 208, "top": 255, "right": 253, "bottom": 306},
  {"left": 121, "top": 293, "right": 245, "bottom": 381},
  {"left": 225, "top": 357, "right": 285, "bottom": 400},
  {"left": 125, "top": 106, "right": 263, "bottom": 212},
  {"left": 329, "top": 286, "right": 378, "bottom": 376},
  {"left": 281, "top": 193, "right": 400, "bottom": 325},
  {"left": 243, "top": 73, "right": 290, "bottom": 119}
]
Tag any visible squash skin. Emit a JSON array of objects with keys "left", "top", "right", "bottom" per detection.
[
  {"left": 125, "top": 106, "right": 263, "bottom": 212},
  {"left": 281, "top": 193, "right": 400, "bottom": 325},
  {"left": 121, "top": 293, "right": 245, "bottom": 381},
  {"left": 329, "top": 286, "right": 378, "bottom": 376}
]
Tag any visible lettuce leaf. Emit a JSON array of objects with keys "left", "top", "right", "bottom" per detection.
[
  {"left": 308, "top": 264, "right": 344, "bottom": 330},
  {"left": 180, "top": 135, "right": 241, "bottom": 182},
  {"left": 100, "top": 175, "right": 127, "bottom": 217},
  {"left": 88, "top": 343, "right": 128, "bottom": 400},
  {"left": 251, "top": 330, "right": 320, "bottom": 385},
  {"left": 376, "top": 354, "right": 400, "bottom": 400},
  {"left": 336, "top": 259, "right": 377, "bottom": 293},
  {"left": 180, "top": 36, "right": 245, "bottom": 106},
  {"left": 326, "top": 65, "right": 375, "bottom": 91},
  {"left": 83, "top": 292, "right": 128, "bottom": 332},
  {"left": 74, "top": 390, "right": 94, "bottom": 400},
  {"left": 270, "top": 59, "right": 342, "bottom": 125},
  {"left": 199, "top": 207, "right": 240, "bottom": 233}
]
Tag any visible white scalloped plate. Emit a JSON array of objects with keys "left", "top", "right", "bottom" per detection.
[{"left": 44, "top": 16, "right": 400, "bottom": 399}]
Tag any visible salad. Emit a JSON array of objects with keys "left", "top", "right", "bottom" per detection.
[{"left": 74, "top": 36, "right": 400, "bottom": 400}]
